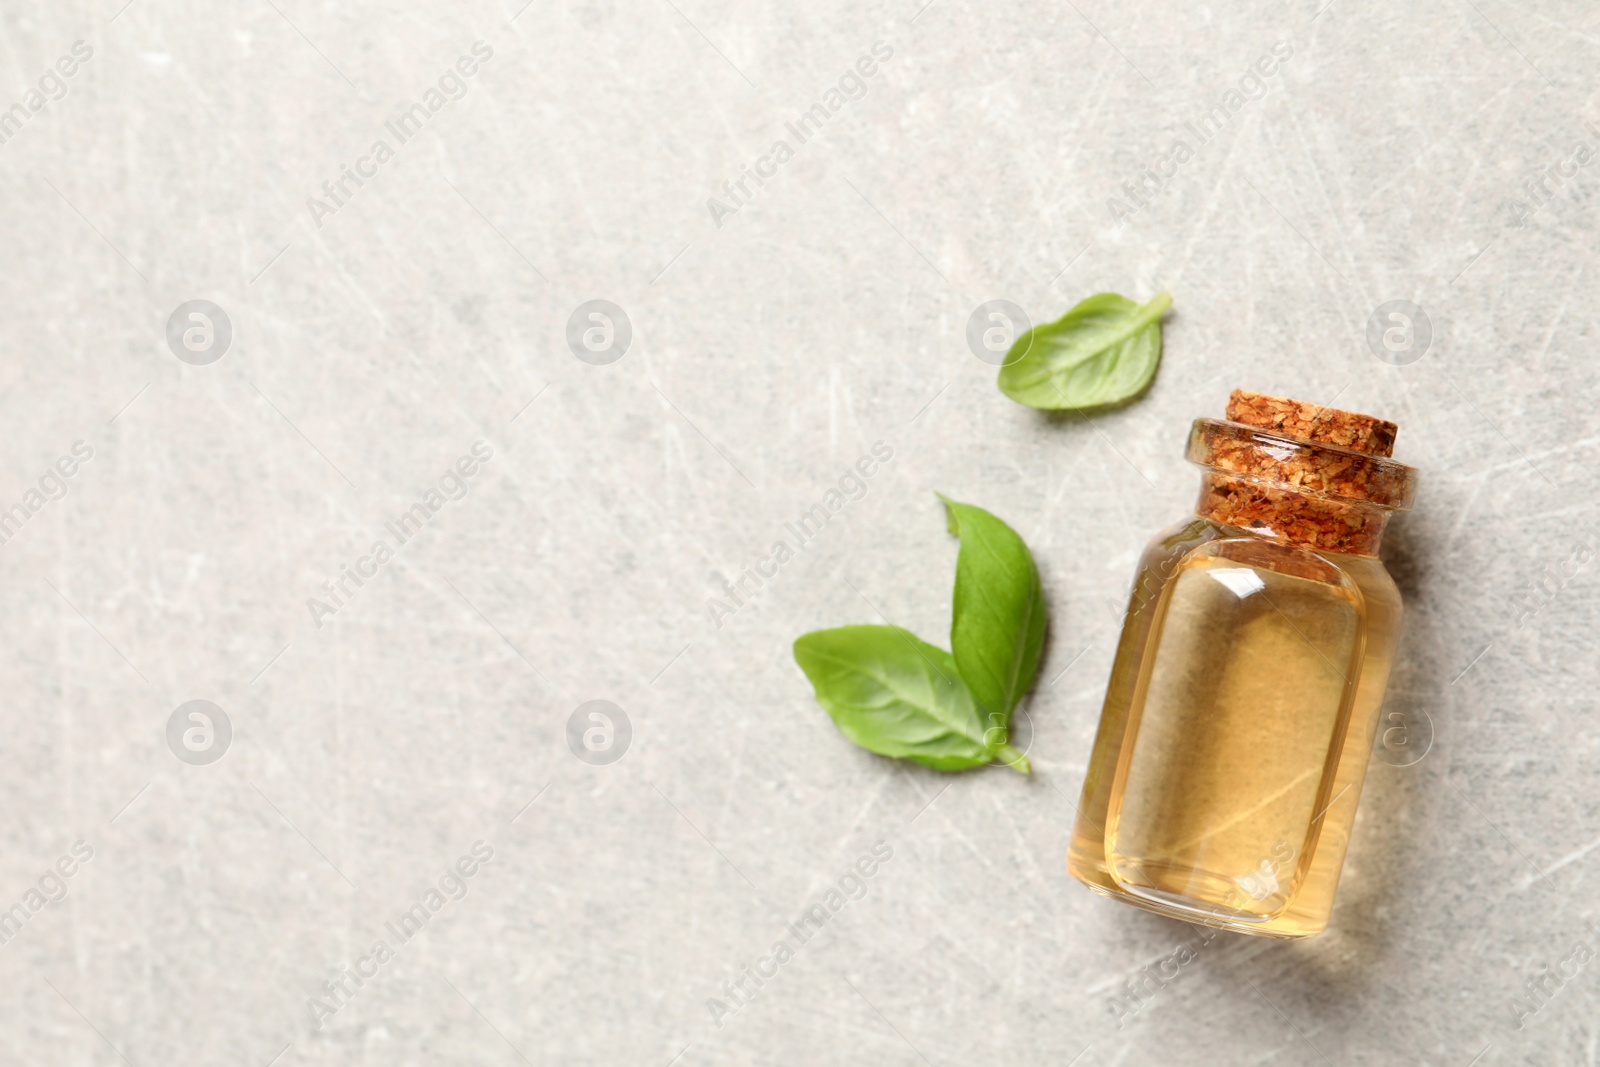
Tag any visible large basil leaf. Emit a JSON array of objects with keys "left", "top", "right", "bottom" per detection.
[
  {"left": 942, "top": 498, "right": 1046, "bottom": 734},
  {"left": 793, "top": 625, "right": 1024, "bottom": 773},
  {"left": 997, "top": 290, "right": 1172, "bottom": 410}
]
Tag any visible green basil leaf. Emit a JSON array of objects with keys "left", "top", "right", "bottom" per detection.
[
  {"left": 941, "top": 497, "right": 1046, "bottom": 739},
  {"left": 794, "top": 625, "right": 1020, "bottom": 772},
  {"left": 997, "top": 290, "right": 1172, "bottom": 410}
]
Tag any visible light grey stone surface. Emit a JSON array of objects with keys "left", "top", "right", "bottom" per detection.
[{"left": 1, "top": 0, "right": 1597, "bottom": 1063}]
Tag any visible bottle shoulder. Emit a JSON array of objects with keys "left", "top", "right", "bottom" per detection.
[{"left": 1138, "top": 516, "right": 1403, "bottom": 611}]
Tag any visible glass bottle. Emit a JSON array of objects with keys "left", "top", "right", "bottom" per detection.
[{"left": 1067, "top": 390, "right": 1417, "bottom": 938}]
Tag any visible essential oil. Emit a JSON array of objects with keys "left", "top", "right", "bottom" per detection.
[{"left": 1068, "top": 391, "right": 1416, "bottom": 938}]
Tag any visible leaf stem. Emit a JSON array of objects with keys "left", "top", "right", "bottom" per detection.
[
  {"left": 1110, "top": 290, "right": 1172, "bottom": 346},
  {"left": 995, "top": 744, "right": 1032, "bottom": 775},
  {"left": 1141, "top": 289, "right": 1174, "bottom": 321}
]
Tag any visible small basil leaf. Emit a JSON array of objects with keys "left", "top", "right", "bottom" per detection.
[
  {"left": 997, "top": 290, "right": 1172, "bottom": 410},
  {"left": 794, "top": 625, "right": 1015, "bottom": 772},
  {"left": 941, "top": 497, "right": 1046, "bottom": 739}
]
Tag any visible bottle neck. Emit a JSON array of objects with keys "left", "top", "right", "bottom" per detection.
[
  {"left": 1195, "top": 472, "right": 1390, "bottom": 556},
  {"left": 1187, "top": 392, "right": 1416, "bottom": 559}
]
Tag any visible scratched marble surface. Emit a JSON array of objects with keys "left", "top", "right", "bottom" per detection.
[{"left": 1, "top": 0, "right": 1597, "bottom": 1064}]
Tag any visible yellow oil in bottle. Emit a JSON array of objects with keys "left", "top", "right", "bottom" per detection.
[
  {"left": 1068, "top": 519, "right": 1402, "bottom": 938},
  {"left": 1108, "top": 544, "right": 1362, "bottom": 920}
]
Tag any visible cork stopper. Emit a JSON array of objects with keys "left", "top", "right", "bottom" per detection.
[
  {"left": 1226, "top": 390, "right": 1397, "bottom": 458},
  {"left": 1188, "top": 391, "right": 1415, "bottom": 555}
]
